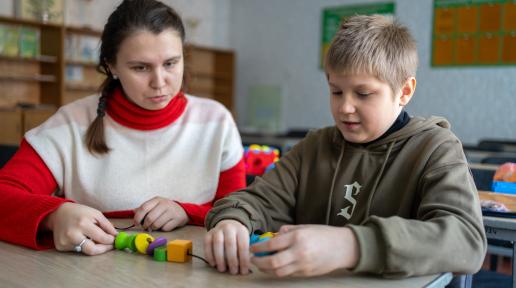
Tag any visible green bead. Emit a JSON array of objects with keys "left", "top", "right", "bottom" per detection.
[
  {"left": 115, "top": 232, "right": 129, "bottom": 250},
  {"left": 153, "top": 246, "right": 167, "bottom": 262},
  {"left": 128, "top": 234, "right": 138, "bottom": 252}
]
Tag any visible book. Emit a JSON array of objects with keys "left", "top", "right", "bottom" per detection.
[
  {"left": 19, "top": 27, "right": 40, "bottom": 58},
  {"left": 1, "top": 25, "right": 20, "bottom": 57}
]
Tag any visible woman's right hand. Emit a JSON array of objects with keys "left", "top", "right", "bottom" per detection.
[
  {"left": 204, "top": 219, "right": 251, "bottom": 275},
  {"left": 42, "top": 202, "right": 118, "bottom": 255}
]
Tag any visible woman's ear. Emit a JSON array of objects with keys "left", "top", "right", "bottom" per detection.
[{"left": 399, "top": 77, "right": 416, "bottom": 106}]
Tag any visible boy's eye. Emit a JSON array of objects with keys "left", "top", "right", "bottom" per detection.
[
  {"left": 356, "top": 91, "right": 372, "bottom": 97},
  {"left": 164, "top": 61, "right": 175, "bottom": 68},
  {"left": 331, "top": 90, "right": 343, "bottom": 96}
]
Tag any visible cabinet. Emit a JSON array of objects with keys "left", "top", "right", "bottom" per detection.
[
  {"left": 0, "top": 16, "right": 235, "bottom": 145},
  {"left": 185, "top": 45, "right": 235, "bottom": 114}
]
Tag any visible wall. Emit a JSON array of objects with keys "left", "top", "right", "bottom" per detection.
[{"left": 229, "top": 0, "right": 516, "bottom": 144}]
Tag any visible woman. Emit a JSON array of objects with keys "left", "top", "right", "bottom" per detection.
[{"left": 0, "top": 0, "right": 245, "bottom": 256}]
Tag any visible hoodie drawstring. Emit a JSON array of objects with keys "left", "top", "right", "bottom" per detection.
[
  {"left": 325, "top": 142, "right": 345, "bottom": 225},
  {"left": 361, "top": 141, "right": 396, "bottom": 223}
]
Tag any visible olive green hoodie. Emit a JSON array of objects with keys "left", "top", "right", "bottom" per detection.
[{"left": 206, "top": 116, "right": 486, "bottom": 277}]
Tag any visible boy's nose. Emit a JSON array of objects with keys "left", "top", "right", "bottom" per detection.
[{"left": 340, "top": 99, "right": 356, "bottom": 114}]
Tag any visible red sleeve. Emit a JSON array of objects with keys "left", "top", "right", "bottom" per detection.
[
  {"left": 176, "top": 157, "right": 246, "bottom": 226},
  {"left": 0, "top": 139, "right": 68, "bottom": 250}
]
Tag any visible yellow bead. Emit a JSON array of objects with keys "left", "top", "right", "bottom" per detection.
[
  {"left": 259, "top": 232, "right": 275, "bottom": 239},
  {"left": 134, "top": 233, "right": 154, "bottom": 254},
  {"left": 167, "top": 240, "right": 193, "bottom": 263}
]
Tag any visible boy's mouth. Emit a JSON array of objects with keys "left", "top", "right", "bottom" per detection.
[{"left": 343, "top": 121, "right": 360, "bottom": 130}]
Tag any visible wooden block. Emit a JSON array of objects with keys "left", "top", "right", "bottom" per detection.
[
  {"left": 166, "top": 240, "right": 192, "bottom": 263},
  {"left": 502, "top": 34, "right": 516, "bottom": 64}
]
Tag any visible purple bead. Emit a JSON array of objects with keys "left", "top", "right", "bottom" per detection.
[{"left": 146, "top": 237, "right": 167, "bottom": 256}]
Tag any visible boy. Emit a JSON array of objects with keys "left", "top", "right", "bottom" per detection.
[{"left": 204, "top": 15, "right": 486, "bottom": 278}]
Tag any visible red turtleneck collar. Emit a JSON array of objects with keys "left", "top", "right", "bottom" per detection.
[{"left": 106, "top": 87, "right": 188, "bottom": 130}]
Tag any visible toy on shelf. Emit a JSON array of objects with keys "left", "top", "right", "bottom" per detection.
[
  {"left": 492, "top": 162, "right": 516, "bottom": 194},
  {"left": 114, "top": 232, "right": 202, "bottom": 263},
  {"left": 244, "top": 144, "right": 280, "bottom": 176},
  {"left": 249, "top": 231, "right": 278, "bottom": 257}
]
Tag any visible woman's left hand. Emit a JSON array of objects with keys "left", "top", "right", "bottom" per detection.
[
  {"left": 133, "top": 196, "right": 189, "bottom": 231},
  {"left": 250, "top": 224, "right": 359, "bottom": 277}
]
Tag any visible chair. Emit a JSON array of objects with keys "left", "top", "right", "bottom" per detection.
[
  {"left": 481, "top": 156, "right": 516, "bottom": 165},
  {"left": 0, "top": 144, "right": 19, "bottom": 168},
  {"left": 446, "top": 274, "right": 472, "bottom": 288}
]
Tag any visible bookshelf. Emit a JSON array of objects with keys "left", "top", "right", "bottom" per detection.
[
  {"left": 184, "top": 45, "right": 235, "bottom": 114},
  {"left": 0, "top": 16, "right": 236, "bottom": 145}
]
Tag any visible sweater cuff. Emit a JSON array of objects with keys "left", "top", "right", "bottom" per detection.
[
  {"left": 205, "top": 207, "right": 252, "bottom": 232},
  {"left": 347, "top": 224, "right": 385, "bottom": 274}
]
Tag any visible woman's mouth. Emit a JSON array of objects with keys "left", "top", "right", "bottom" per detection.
[{"left": 148, "top": 95, "right": 168, "bottom": 103}]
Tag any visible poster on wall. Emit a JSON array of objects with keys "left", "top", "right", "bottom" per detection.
[
  {"left": 320, "top": 2, "right": 395, "bottom": 68},
  {"left": 14, "top": 0, "right": 65, "bottom": 24},
  {"left": 432, "top": 0, "right": 516, "bottom": 66}
]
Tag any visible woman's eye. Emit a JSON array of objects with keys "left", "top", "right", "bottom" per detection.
[
  {"left": 131, "top": 66, "right": 148, "bottom": 72},
  {"left": 331, "top": 91, "right": 343, "bottom": 96}
]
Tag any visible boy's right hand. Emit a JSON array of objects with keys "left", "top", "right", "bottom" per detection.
[
  {"left": 42, "top": 202, "right": 118, "bottom": 255},
  {"left": 204, "top": 219, "right": 251, "bottom": 275}
]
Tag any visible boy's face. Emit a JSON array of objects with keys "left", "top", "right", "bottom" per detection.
[{"left": 327, "top": 70, "right": 415, "bottom": 143}]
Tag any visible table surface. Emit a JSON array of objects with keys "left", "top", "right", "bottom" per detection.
[{"left": 0, "top": 221, "right": 452, "bottom": 288}]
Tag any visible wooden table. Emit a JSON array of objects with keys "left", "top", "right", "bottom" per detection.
[{"left": 0, "top": 221, "right": 452, "bottom": 288}]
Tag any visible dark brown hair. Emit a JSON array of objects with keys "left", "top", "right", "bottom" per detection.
[{"left": 86, "top": 0, "right": 186, "bottom": 154}]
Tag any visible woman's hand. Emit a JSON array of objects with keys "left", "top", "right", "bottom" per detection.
[
  {"left": 42, "top": 202, "right": 118, "bottom": 255},
  {"left": 250, "top": 225, "right": 359, "bottom": 277},
  {"left": 204, "top": 219, "right": 251, "bottom": 275},
  {"left": 133, "top": 196, "right": 189, "bottom": 231}
]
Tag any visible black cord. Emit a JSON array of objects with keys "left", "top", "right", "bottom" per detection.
[
  {"left": 114, "top": 213, "right": 148, "bottom": 230},
  {"left": 188, "top": 253, "right": 209, "bottom": 265}
]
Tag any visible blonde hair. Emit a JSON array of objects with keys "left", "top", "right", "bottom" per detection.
[{"left": 325, "top": 14, "right": 418, "bottom": 92}]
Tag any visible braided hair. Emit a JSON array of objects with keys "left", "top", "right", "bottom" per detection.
[{"left": 85, "top": 0, "right": 185, "bottom": 154}]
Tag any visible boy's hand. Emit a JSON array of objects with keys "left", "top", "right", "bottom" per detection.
[
  {"left": 204, "top": 219, "right": 251, "bottom": 275},
  {"left": 250, "top": 225, "right": 359, "bottom": 277},
  {"left": 42, "top": 202, "right": 117, "bottom": 255},
  {"left": 133, "top": 196, "right": 189, "bottom": 231}
]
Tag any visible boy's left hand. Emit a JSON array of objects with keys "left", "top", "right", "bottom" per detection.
[
  {"left": 250, "top": 225, "right": 359, "bottom": 277},
  {"left": 133, "top": 196, "right": 189, "bottom": 231}
]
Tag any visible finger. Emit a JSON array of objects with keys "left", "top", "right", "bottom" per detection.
[
  {"left": 146, "top": 205, "right": 169, "bottom": 230},
  {"left": 251, "top": 249, "right": 296, "bottom": 271},
  {"left": 250, "top": 233, "right": 292, "bottom": 254},
  {"left": 133, "top": 198, "right": 160, "bottom": 225},
  {"left": 204, "top": 232, "right": 216, "bottom": 267},
  {"left": 224, "top": 230, "right": 239, "bottom": 274},
  {"left": 161, "top": 217, "right": 182, "bottom": 232},
  {"left": 236, "top": 230, "right": 251, "bottom": 274},
  {"left": 260, "top": 262, "right": 299, "bottom": 277},
  {"left": 96, "top": 215, "right": 118, "bottom": 236},
  {"left": 82, "top": 222, "right": 115, "bottom": 245},
  {"left": 81, "top": 240, "right": 115, "bottom": 256},
  {"left": 278, "top": 224, "right": 306, "bottom": 234},
  {"left": 212, "top": 230, "right": 227, "bottom": 272}
]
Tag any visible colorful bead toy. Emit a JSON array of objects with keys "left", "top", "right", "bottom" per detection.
[
  {"left": 249, "top": 231, "right": 278, "bottom": 257},
  {"left": 114, "top": 232, "right": 196, "bottom": 263}
]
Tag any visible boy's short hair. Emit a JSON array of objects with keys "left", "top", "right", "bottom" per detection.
[{"left": 325, "top": 14, "right": 418, "bottom": 92}]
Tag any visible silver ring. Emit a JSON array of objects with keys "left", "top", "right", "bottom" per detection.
[{"left": 73, "top": 238, "right": 88, "bottom": 253}]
